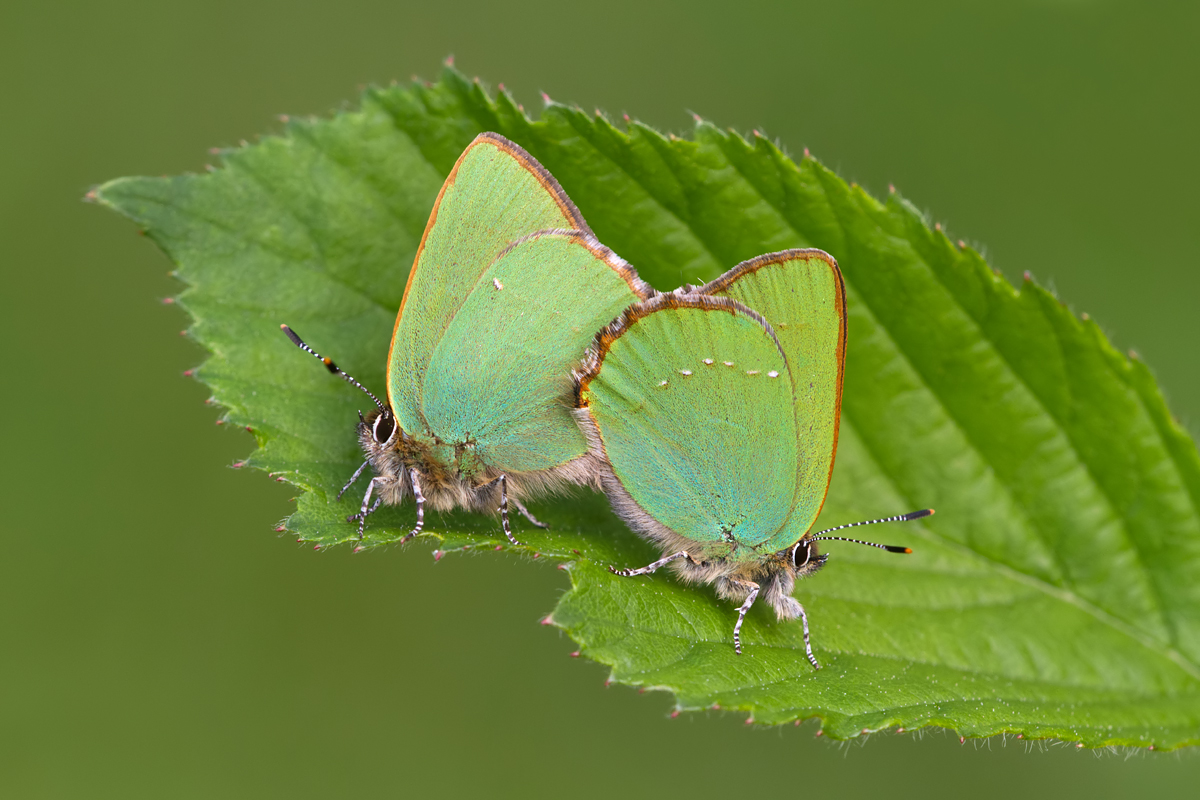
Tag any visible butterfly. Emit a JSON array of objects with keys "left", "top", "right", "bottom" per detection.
[
  {"left": 284, "top": 133, "right": 652, "bottom": 546},
  {"left": 573, "top": 250, "right": 932, "bottom": 666}
]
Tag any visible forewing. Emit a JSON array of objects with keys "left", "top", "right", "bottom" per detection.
[
  {"left": 698, "top": 249, "right": 846, "bottom": 550},
  {"left": 388, "top": 133, "right": 587, "bottom": 434},
  {"left": 579, "top": 295, "right": 799, "bottom": 550},
  {"left": 424, "top": 232, "right": 651, "bottom": 474}
]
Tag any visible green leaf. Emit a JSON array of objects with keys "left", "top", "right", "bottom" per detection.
[{"left": 93, "top": 66, "right": 1200, "bottom": 750}]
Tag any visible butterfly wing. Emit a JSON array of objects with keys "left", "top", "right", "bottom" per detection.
[
  {"left": 424, "top": 232, "right": 651, "bottom": 474},
  {"left": 388, "top": 133, "right": 589, "bottom": 435},
  {"left": 696, "top": 249, "right": 846, "bottom": 551},
  {"left": 577, "top": 294, "right": 799, "bottom": 552}
]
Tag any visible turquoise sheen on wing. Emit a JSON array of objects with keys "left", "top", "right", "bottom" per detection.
[
  {"left": 388, "top": 141, "right": 576, "bottom": 438},
  {"left": 387, "top": 135, "right": 649, "bottom": 480},
  {"left": 583, "top": 252, "right": 846, "bottom": 558},
  {"left": 423, "top": 233, "right": 651, "bottom": 474}
]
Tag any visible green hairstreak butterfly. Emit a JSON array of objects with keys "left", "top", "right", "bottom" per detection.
[
  {"left": 283, "top": 132, "right": 652, "bottom": 546},
  {"left": 573, "top": 250, "right": 933, "bottom": 666}
]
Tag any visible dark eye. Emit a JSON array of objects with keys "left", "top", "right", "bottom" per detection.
[
  {"left": 372, "top": 412, "right": 396, "bottom": 444},
  {"left": 792, "top": 540, "right": 812, "bottom": 569}
]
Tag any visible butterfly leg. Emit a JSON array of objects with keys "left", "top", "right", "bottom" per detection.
[
  {"left": 795, "top": 599, "right": 820, "bottom": 670},
  {"left": 609, "top": 550, "right": 695, "bottom": 577},
  {"left": 337, "top": 460, "right": 370, "bottom": 500},
  {"left": 511, "top": 497, "right": 550, "bottom": 529},
  {"left": 498, "top": 474, "right": 524, "bottom": 547},
  {"left": 347, "top": 498, "right": 382, "bottom": 522},
  {"left": 349, "top": 476, "right": 388, "bottom": 539},
  {"left": 399, "top": 467, "right": 425, "bottom": 543},
  {"left": 729, "top": 579, "right": 761, "bottom": 656}
]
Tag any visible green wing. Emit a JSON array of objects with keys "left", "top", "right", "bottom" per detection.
[
  {"left": 578, "top": 294, "right": 799, "bottom": 551},
  {"left": 423, "top": 232, "right": 651, "bottom": 475},
  {"left": 697, "top": 249, "right": 846, "bottom": 551},
  {"left": 388, "top": 133, "right": 587, "bottom": 436}
]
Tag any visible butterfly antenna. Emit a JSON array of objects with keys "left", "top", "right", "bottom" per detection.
[
  {"left": 809, "top": 508, "right": 933, "bottom": 554},
  {"left": 280, "top": 324, "right": 387, "bottom": 413}
]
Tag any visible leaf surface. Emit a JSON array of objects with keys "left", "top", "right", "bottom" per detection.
[{"left": 95, "top": 66, "right": 1200, "bottom": 749}]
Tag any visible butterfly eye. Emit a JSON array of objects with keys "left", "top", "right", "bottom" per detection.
[
  {"left": 792, "top": 540, "right": 814, "bottom": 569},
  {"left": 372, "top": 412, "right": 396, "bottom": 445}
]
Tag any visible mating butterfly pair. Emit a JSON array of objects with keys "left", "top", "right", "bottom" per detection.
[{"left": 283, "top": 133, "right": 930, "bottom": 666}]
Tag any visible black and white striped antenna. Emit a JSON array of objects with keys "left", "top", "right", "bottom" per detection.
[
  {"left": 280, "top": 324, "right": 387, "bottom": 413},
  {"left": 809, "top": 508, "right": 933, "bottom": 554}
]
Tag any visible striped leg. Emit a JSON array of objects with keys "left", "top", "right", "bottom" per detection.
[
  {"left": 348, "top": 498, "right": 382, "bottom": 522},
  {"left": 730, "top": 579, "right": 761, "bottom": 656},
  {"left": 498, "top": 474, "right": 523, "bottom": 546},
  {"left": 399, "top": 468, "right": 425, "bottom": 543},
  {"left": 349, "top": 476, "right": 388, "bottom": 539},
  {"left": 796, "top": 600, "right": 820, "bottom": 670},
  {"left": 511, "top": 497, "right": 549, "bottom": 529},
  {"left": 337, "top": 460, "right": 370, "bottom": 500},
  {"left": 609, "top": 550, "right": 693, "bottom": 577}
]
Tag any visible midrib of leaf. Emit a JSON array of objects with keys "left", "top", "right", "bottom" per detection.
[
  {"left": 115, "top": 184, "right": 316, "bottom": 265},
  {"left": 222, "top": 159, "right": 397, "bottom": 316}
]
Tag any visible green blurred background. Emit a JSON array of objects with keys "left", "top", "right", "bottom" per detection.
[{"left": 3, "top": 0, "right": 1198, "bottom": 796}]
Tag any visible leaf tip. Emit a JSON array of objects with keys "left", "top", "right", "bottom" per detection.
[
  {"left": 540, "top": 615, "right": 554, "bottom": 626},
  {"left": 274, "top": 526, "right": 285, "bottom": 533},
  {"left": 433, "top": 549, "right": 444, "bottom": 561},
  {"left": 889, "top": 183, "right": 896, "bottom": 194},
  {"left": 443, "top": 54, "right": 455, "bottom": 67},
  {"left": 569, "top": 650, "right": 581, "bottom": 658},
  {"left": 1023, "top": 270, "right": 1033, "bottom": 282}
]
